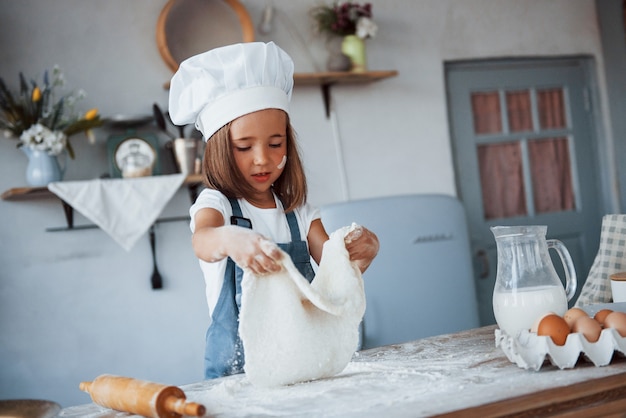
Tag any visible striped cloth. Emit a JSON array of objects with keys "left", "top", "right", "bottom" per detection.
[{"left": 576, "top": 214, "right": 626, "bottom": 306}]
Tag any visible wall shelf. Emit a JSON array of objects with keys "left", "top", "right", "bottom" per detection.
[
  {"left": 293, "top": 70, "right": 398, "bottom": 86},
  {"left": 1, "top": 173, "right": 204, "bottom": 230},
  {"left": 1, "top": 174, "right": 203, "bottom": 201},
  {"left": 1, "top": 185, "right": 54, "bottom": 201},
  {"left": 164, "top": 70, "right": 399, "bottom": 117}
]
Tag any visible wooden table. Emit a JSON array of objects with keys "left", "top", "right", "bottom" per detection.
[{"left": 60, "top": 325, "right": 626, "bottom": 418}]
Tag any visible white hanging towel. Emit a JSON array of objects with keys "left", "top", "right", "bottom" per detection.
[{"left": 48, "top": 174, "right": 186, "bottom": 251}]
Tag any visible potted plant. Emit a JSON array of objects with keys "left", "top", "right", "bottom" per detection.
[
  {"left": 310, "top": 2, "right": 378, "bottom": 72},
  {"left": 0, "top": 66, "right": 103, "bottom": 185}
]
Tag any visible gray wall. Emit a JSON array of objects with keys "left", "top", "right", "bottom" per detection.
[
  {"left": 597, "top": 0, "right": 626, "bottom": 210},
  {"left": 0, "top": 0, "right": 619, "bottom": 407}
]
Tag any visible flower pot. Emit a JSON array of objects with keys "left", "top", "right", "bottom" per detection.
[
  {"left": 22, "top": 147, "right": 66, "bottom": 186},
  {"left": 341, "top": 35, "right": 367, "bottom": 73}
]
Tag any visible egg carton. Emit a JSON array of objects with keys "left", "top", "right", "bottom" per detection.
[{"left": 495, "top": 327, "right": 626, "bottom": 370}]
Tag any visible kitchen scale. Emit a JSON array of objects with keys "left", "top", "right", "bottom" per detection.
[{"left": 104, "top": 115, "right": 162, "bottom": 178}]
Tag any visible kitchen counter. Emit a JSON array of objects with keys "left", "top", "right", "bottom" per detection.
[{"left": 60, "top": 324, "right": 626, "bottom": 417}]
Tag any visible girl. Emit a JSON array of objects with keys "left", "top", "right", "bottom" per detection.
[{"left": 169, "top": 42, "right": 379, "bottom": 379}]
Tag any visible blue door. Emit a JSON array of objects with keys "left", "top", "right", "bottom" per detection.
[{"left": 446, "top": 57, "right": 603, "bottom": 325}]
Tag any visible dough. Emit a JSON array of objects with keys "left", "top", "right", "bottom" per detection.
[{"left": 239, "top": 224, "right": 366, "bottom": 387}]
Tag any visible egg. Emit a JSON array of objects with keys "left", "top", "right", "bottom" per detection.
[
  {"left": 603, "top": 311, "right": 626, "bottom": 337},
  {"left": 593, "top": 309, "right": 614, "bottom": 327},
  {"left": 571, "top": 315, "right": 602, "bottom": 342},
  {"left": 536, "top": 313, "right": 570, "bottom": 345},
  {"left": 563, "top": 307, "right": 588, "bottom": 328}
]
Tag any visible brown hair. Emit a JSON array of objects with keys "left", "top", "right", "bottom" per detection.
[{"left": 201, "top": 114, "right": 307, "bottom": 212}]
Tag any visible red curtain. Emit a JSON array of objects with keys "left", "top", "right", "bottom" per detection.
[
  {"left": 471, "top": 88, "right": 575, "bottom": 220},
  {"left": 478, "top": 143, "right": 527, "bottom": 219}
]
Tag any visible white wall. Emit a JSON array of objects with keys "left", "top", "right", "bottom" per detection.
[{"left": 0, "top": 0, "right": 612, "bottom": 407}]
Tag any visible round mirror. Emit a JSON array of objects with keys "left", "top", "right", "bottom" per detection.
[{"left": 156, "top": 0, "right": 255, "bottom": 73}]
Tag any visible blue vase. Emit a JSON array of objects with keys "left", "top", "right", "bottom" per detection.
[{"left": 21, "top": 147, "right": 66, "bottom": 186}]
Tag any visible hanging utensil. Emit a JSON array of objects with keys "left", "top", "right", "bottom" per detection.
[
  {"left": 153, "top": 103, "right": 176, "bottom": 139},
  {"left": 165, "top": 109, "right": 187, "bottom": 138},
  {"left": 149, "top": 225, "right": 163, "bottom": 290}
]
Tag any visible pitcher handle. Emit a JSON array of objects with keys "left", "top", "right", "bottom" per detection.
[{"left": 547, "top": 239, "right": 577, "bottom": 301}]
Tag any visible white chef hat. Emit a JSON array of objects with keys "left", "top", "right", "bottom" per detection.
[{"left": 168, "top": 42, "right": 294, "bottom": 141}]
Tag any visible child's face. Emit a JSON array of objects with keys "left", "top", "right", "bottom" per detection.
[{"left": 230, "top": 108, "right": 288, "bottom": 199}]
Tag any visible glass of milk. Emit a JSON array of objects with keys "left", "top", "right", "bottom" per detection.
[{"left": 491, "top": 225, "right": 577, "bottom": 337}]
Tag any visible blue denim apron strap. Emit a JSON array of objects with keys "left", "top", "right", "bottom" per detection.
[
  {"left": 276, "top": 239, "right": 316, "bottom": 282},
  {"left": 203, "top": 256, "right": 244, "bottom": 378},
  {"left": 229, "top": 198, "right": 247, "bottom": 311},
  {"left": 282, "top": 206, "right": 316, "bottom": 282},
  {"left": 285, "top": 207, "right": 301, "bottom": 241},
  {"left": 204, "top": 197, "right": 315, "bottom": 379}
]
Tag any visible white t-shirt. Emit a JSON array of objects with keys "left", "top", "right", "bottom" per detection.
[{"left": 189, "top": 188, "right": 321, "bottom": 316}]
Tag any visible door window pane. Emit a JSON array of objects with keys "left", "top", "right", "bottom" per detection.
[
  {"left": 538, "top": 88, "right": 566, "bottom": 129},
  {"left": 506, "top": 90, "right": 533, "bottom": 132},
  {"left": 471, "top": 91, "right": 501, "bottom": 134},
  {"left": 528, "top": 137, "right": 575, "bottom": 213},
  {"left": 477, "top": 142, "right": 527, "bottom": 220}
]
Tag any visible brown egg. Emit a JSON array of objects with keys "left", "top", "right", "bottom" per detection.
[
  {"left": 571, "top": 315, "right": 602, "bottom": 342},
  {"left": 594, "top": 309, "right": 614, "bottom": 327},
  {"left": 537, "top": 314, "right": 571, "bottom": 346},
  {"left": 563, "top": 307, "right": 588, "bottom": 328},
  {"left": 603, "top": 311, "right": 626, "bottom": 337}
]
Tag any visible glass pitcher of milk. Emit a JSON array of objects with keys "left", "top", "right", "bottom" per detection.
[{"left": 491, "top": 225, "right": 577, "bottom": 337}]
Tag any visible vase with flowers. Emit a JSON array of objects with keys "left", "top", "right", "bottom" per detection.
[
  {"left": 310, "top": 2, "right": 378, "bottom": 72},
  {"left": 0, "top": 66, "right": 102, "bottom": 186}
]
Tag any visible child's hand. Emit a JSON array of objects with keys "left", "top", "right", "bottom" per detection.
[
  {"left": 224, "top": 226, "right": 283, "bottom": 275},
  {"left": 344, "top": 226, "right": 379, "bottom": 273}
]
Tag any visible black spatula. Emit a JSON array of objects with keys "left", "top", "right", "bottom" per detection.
[{"left": 149, "top": 225, "right": 163, "bottom": 290}]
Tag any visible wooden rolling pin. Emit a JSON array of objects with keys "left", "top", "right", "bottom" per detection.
[{"left": 79, "top": 374, "right": 206, "bottom": 418}]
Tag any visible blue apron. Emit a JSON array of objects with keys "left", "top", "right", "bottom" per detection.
[{"left": 204, "top": 198, "right": 315, "bottom": 379}]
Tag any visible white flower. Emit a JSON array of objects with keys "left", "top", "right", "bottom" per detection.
[
  {"left": 356, "top": 17, "right": 377, "bottom": 39},
  {"left": 20, "top": 123, "right": 67, "bottom": 156}
]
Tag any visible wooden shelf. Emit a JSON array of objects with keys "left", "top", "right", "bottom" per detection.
[
  {"left": 163, "top": 70, "right": 397, "bottom": 88},
  {"left": 2, "top": 174, "right": 204, "bottom": 231},
  {"left": 293, "top": 70, "right": 398, "bottom": 86},
  {"left": 164, "top": 70, "right": 399, "bottom": 117},
  {"left": 1, "top": 185, "right": 52, "bottom": 201},
  {"left": 1, "top": 174, "right": 203, "bottom": 201}
]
